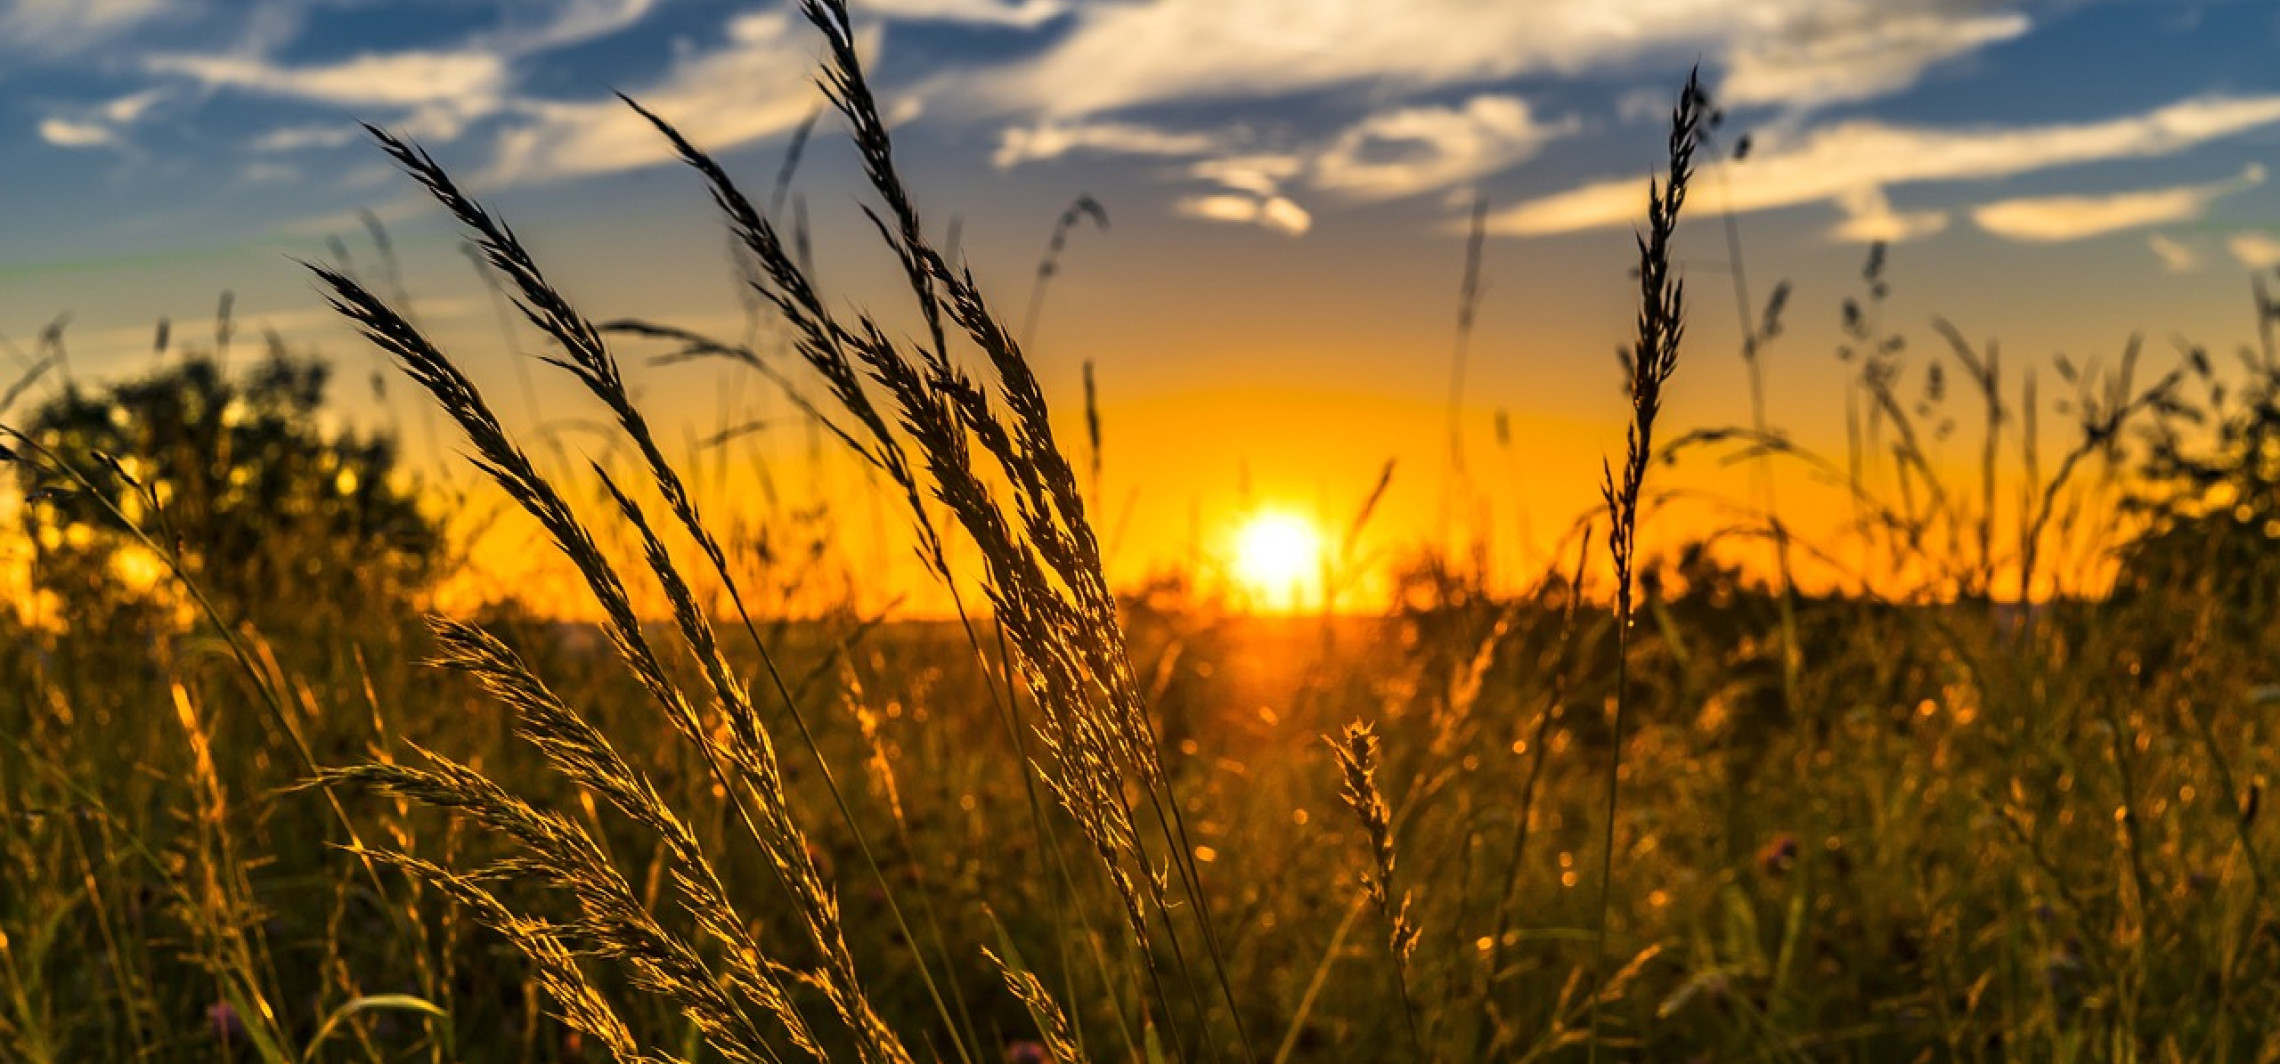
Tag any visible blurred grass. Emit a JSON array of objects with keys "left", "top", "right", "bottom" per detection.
[{"left": 9, "top": 9, "right": 2280, "bottom": 1060}]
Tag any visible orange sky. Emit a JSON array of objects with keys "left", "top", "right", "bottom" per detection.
[{"left": 4, "top": 1, "right": 2278, "bottom": 618}]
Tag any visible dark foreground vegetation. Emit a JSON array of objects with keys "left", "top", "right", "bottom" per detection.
[{"left": 10, "top": 4, "right": 2280, "bottom": 1061}]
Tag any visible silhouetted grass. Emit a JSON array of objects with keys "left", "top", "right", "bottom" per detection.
[{"left": 12, "top": 10, "right": 2280, "bottom": 1063}]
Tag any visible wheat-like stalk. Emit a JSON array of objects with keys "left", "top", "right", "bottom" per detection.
[
  {"left": 308, "top": 0, "right": 1257, "bottom": 1056},
  {"left": 1592, "top": 67, "right": 1706, "bottom": 1057},
  {"left": 1326, "top": 720, "right": 1422, "bottom": 1051},
  {"left": 624, "top": 2, "right": 1253, "bottom": 1049},
  {"left": 310, "top": 257, "right": 914, "bottom": 1061}
]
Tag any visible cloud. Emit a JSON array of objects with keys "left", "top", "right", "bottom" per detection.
[
  {"left": 994, "top": 120, "right": 1225, "bottom": 168},
  {"left": 2148, "top": 234, "right": 2199, "bottom": 273},
  {"left": 487, "top": 0, "right": 660, "bottom": 56},
  {"left": 38, "top": 117, "right": 118, "bottom": 149},
  {"left": 1723, "top": 9, "right": 2029, "bottom": 108},
  {"left": 1311, "top": 95, "right": 1575, "bottom": 201},
  {"left": 996, "top": 96, "right": 1576, "bottom": 226},
  {"left": 100, "top": 87, "right": 170, "bottom": 124},
  {"left": 1175, "top": 192, "right": 1312, "bottom": 235},
  {"left": 1970, "top": 165, "right": 2264, "bottom": 242},
  {"left": 1832, "top": 188, "right": 1948, "bottom": 242},
  {"left": 250, "top": 123, "right": 361, "bottom": 152},
  {"left": 32, "top": 87, "right": 173, "bottom": 152},
  {"left": 1491, "top": 94, "right": 2280, "bottom": 238},
  {"left": 973, "top": 0, "right": 2030, "bottom": 118},
  {"left": 147, "top": 49, "right": 509, "bottom": 109},
  {"left": 0, "top": 0, "right": 172, "bottom": 54},
  {"left": 1191, "top": 154, "right": 1306, "bottom": 197},
  {"left": 2229, "top": 232, "right": 2280, "bottom": 270},
  {"left": 145, "top": 1, "right": 659, "bottom": 152},
  {"left": 480, "top": 11, "right": 837, "bottom": 184},
  {"left": 856, "top": 0, "right": 1068, "bottom": 28},
  {"left": 239, "top": 160, "right": 299, "bottom": 184}
]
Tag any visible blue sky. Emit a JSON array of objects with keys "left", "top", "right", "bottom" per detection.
[
  {"left": 4, "top": 0, "right": 2280, "bottom": 595},
  {"left": 10, "top": 1, "right": 2276, "bottom": 256}
]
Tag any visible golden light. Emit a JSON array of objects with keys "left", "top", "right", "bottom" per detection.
[{"left": 1231, "top": 509, "right": 1324, "bottom": 611}]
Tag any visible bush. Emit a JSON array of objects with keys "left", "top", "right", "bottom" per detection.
[{"left": 11, "top": 348, "right": 442, "bottom": 633}]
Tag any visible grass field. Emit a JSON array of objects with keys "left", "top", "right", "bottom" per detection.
[{"left": 8, "top": 3, "right": 2280, "bottom": 1061}]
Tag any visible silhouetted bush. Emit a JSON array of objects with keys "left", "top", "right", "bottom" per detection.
[{"left": 13, "top": 350, "right": 441, "bottom": 633}]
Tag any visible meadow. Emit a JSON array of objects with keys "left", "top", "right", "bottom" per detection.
[{"left": 7, "top": 3, "right": 2280, "bottom": 1061}]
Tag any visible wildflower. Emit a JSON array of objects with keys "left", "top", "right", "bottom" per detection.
[
  {"left": 1006, "top": 1040, "right": 1051, "bottom": 1064},
  {"left": 1756, "top": 833, "right": 1799, "bottom": 875},
  {"left": 207, "top": 1001, "right": 244, "bottom": 1045}
]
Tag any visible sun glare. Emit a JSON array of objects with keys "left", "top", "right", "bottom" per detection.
[{"left": 1232, "top": 510, "right": 1324, "bottom": 611}]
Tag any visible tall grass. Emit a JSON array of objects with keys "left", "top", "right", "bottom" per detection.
[
  {"left": 13, "top": 7, "right": 2280, "bottom": 1062},
  {"left": 1590, "top": 68, "right": 1705, "bottom": 1056},
  {"left": 298, "top": 0, "right": 1264, "bottom": 1059}
]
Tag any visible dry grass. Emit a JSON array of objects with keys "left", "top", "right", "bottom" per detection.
[{"left": 12, "top": 5, "right": 2280, "bottom": 1063}]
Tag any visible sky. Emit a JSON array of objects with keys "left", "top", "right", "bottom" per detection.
[{"left": 2, "top": 0, "right": 2279, "bottom": 610}]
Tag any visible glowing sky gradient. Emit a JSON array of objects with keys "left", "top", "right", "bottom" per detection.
[{"left": 3, "top": 0, "right": 2279, "bottom": 608}]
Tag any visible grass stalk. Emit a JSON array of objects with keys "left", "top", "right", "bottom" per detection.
[{"left": 1590, "top": 68, "right": 1705, "bottom": 1058}]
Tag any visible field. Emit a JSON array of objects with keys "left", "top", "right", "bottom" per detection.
[{"left": 8, "top": 3, "right": 2280, "bottom": 1062}]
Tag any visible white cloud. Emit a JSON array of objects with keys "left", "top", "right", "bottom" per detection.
[
  {"left": 0, "top": 0, "right": 171, "bottom": 53},
  {"left": 1833, "top": 187, "right": 1948, "bottom": 242},
  {"left": 1176, "top": 192, "right": 1312, "bottom": 235},
  {"left": 38, "top": 117, "right": 117, "bottom": 149},
  {"left": 973, "top": 0, "right": 2030, "bottom": 118},
  {"left": 140, "top": 0, "right": 659, "bottom": 148},
  {"left": 855, "top": 0, "right": 1067, "bottom": 28},
  {"left": 100, "top": 87, "right": 170, "bottom": 124},
  {"left": 148, "top": 49, "right": 509, "bottom": 109},
  {"left": 2229, "top": 231, "right": 2280, "bottom": 270},
  {"left": 1311, "top": 95, "right": 1575, "bottom": 201},
  {"left": 1491, "top": 94, "right": 2280, "bottom": 237},
  {"left": 1970, "top": 165, "right": 2263, "bottom": 242},
  {"left": 1723, "top": 10, "right": 2029, "bottom": 108},
  {"left": 488, "top": 0, "right": 660, "bottom": 56},
  {"left": 2148, "top": 233, "right": 2198, "bottom": 273},
  {"left": 33, "top": 87, "right": 171, "bottom": 152},
  {"left": 251, "top": 123, "right": 360, "bottom": 152},
  {"left": 1191, "top": 154, "right": 1306, "bottom": 197},
  {"left": 480, "top": 12, "right": 838, "bottom": 184},
  {"left": 240, "top": 161, "right": 299, "bottom": 184},
  {"left": 994, "top": 120, "right": 1224, "bottom": 168},
  {"left": 996, "top": 97, "right": 1577, "bottom": 224}
]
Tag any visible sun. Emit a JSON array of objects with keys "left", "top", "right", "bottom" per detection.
[{"left": 1231, "top": 510, "right": 1324, "bottom": 611}]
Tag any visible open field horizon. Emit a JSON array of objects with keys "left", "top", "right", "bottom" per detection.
[{"left": 11, "top": 2, "right": 2280, "bottom": 1062}]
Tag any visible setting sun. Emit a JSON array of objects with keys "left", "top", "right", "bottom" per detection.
[{"left": 1231, "top": 510, "right": 1325, "bottom": 611}]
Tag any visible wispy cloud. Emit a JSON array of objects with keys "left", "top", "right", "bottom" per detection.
[
  {"left": 99, "top": 86, "right": 169, "bottom": 124},
  {"left": 1723, "top": 8, "right": 2029, "bottom": 108},
  {"left": 2148, "top": 233, "right": 2199, "bottom": 273},
  {"left": 32, "top": 86, "right": 172, "bottom": 151},
  {"left": 857, "top": 0, "right": 1068, "bottom": 28},
  {"left": 2229, "top": 231, "right": 2280, "bottom": 270},
  {"left": 38, "top": 117, "right": 118, "bottom": 149},
  {"left": 975, "top": 0, "right": 2030, "bottom": 118},
  {"left": 1832, "top": 188, "right": 1948, "bottom": 242},
  {"left": 0, "top": 0, "right": 175, "bottom": 55},
  {"left": 483, "top": 0, "right": 660, "bottom": 56},
  {"left": 148, "top": 50, "right": 509, "bottom": 109},
  {"left": 1175, "top": 192, "right": 1312, "bottom": 236},
  {"left": 151, "top": 0, "right": 666, "bottom": 153},
  {"left": 993, "top": 119, "right": 1225, "bottom": 168},
  {"left": 1970, "top": 165, "right": 2263, "bottom": 242},
  {"left": 250, "top": 123, "right": 361, "bottom": 152},
  {"left": 1312, "top": 95, "right": 1575, "bottom": 201},
  {"left": 1174, "top": 153, "right": 1312, "bottom": 232},
  {"left": 1492, "top": 94, "right": 2280, "bottom": 240},
  {"left": 479, "top": 12, "right": 837, "bottom": 185},
  {"left": 997, "top": 94, "right": 1577, "bottom": 230}
]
